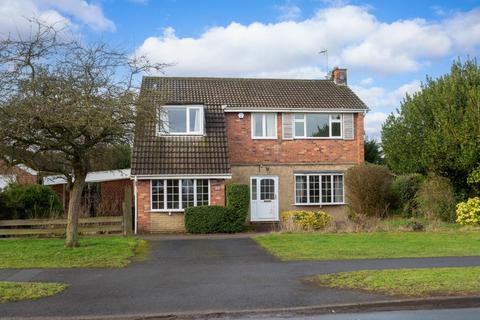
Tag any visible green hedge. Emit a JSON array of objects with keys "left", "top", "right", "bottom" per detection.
[
  {"left": 225, "top": 184, "right": 249, "bottom": 232},
  {"left": 185, "top": 205, "right": 235, "bottom": 234},
  {"left": 0, "top": 184, "right": 64, "bottom": 220},
  {"left": 185, "top": 183, "right": 249, "bottom": 233}
]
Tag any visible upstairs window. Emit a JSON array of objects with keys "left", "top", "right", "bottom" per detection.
[
  {"left": 293, "top": 114, "right": 342, "bottom": 138},
  {"left": 252, "top": 113, "right": 277, "bottom": 139},
  {"left": 159, "top": 105, "right": 204, "bottom": 135}
]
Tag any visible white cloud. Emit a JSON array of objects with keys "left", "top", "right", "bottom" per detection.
[
  {"left": 445, "top": 9, "right": 480, "bottom": 52},
  {"left": 353, "top": 79, "right": 422, "bottom": 139},
  {"left": 276, "top": 2, "right": 302, "bottom": 21},
  {"left": 360, "top": 77, "right": 373, "bottom": 86},
  {"left": 364, "top": 112, "right": 388, "bottom": 140},
  {"left": 135, "top": 5, "right": 480, "bottom": 77},
  {"left": 0, "top": 0, "right": 115, "bottom": 36},
  {"left": 351, "top": 79, "right": 421, "bottom": 111},
  {"left": 341, "top": 19, "right": 451, "bottom": 73}
]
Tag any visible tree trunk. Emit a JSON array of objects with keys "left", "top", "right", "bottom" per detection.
[{"left": 65, "top": 174, "right": 86, "bottom": 248}]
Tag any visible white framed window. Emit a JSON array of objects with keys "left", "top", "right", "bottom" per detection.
[
  {"left": 159, "top": 105, "right": 204, "bottom": 135},
  {"left": 151, "top": 179, "right": 210, "bottom": 212},
  {"left": 294, "top": 173, "right": 344, "bottom": 205},
  {"left": 251, "top": 113, "right": 277, "bottom": 139},
  {"left": 293, "top": 113, "right": 342, "bottom": 138}
]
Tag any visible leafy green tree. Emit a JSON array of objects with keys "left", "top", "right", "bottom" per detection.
[
  {"left": 382, "top": 59, "right": 480, "bottom": 193},
  {"left": 364, "top": 137, "right": 384, "bottom": 164},
  {"left": 0, "top": 20, "right": 165, "bottom": 247}
]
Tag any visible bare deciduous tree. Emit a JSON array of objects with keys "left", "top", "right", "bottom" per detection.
[{"left": 0, "top": 19, "right": 167, "bottom": 247}]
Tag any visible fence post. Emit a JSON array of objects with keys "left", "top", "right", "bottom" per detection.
[{"left": 123, "top": 185, "right": 133, "bottom": 236}]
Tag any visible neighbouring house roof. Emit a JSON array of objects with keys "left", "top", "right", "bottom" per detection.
[
  {"left": 0, "top": 161, "right": 37, "bottom": 189},
  {"left": 0, "top": 175, "right": 16, "bottom": 190},
  {"left": 132, "top": 76, "right": 367, "bottom": 176},
  {"left": 43, "top": 169, "right": 131, "bottom": 186}
]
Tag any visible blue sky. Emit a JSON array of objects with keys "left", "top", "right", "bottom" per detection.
[{"left": 1, "top": 0, "right": 479, "bottom": 139}]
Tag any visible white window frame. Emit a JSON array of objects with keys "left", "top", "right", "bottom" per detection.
[
  {"left": 158, "top": 105, "right": 204, "bottom": 135},
  {"left": 150, "top": 179, "right": 210, "bottom": 212},
  {"left": 293, "top": 113, "right": 343, "bottom": 139},
  {"left": 251, "top": 113, "right": 277, "bottom": 139},
  {"left": 294, "top": 173, "right": 345, "bottom": 205}
]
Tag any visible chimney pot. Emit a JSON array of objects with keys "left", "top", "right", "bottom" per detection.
[{"left": 331, "top": 67, "right": 347, "bottom": 85}]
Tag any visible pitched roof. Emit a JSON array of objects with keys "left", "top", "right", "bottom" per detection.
[
  {"left": 141, "top": 76, "right": 367, "bottom": 110},
  {"left": 132, "top": 103, "right": 230, "bottom": 176},
  {"left": 132, "top": 76, "right": 367, "bottom": 176}
]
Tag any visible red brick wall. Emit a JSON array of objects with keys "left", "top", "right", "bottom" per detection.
[
  {"left": 210, "top": 179, "right": 225, "bottom": 206},
  {"left": 136, "top": 180, "right": 151, "bottom": 233},
  {"left": 225, "top": 112, "right": 364, "bottom": 164},
  {"left": 135, "top": 179, "right": 226, "bottom": 233}
]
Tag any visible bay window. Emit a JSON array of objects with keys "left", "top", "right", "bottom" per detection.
[
  {"left": 252, "top": 113, "right": 277, "bottom": 139},
  {"left": 151, "top": 179, "right": 209, "bottom": 211},
  {"left": 295, "top": 173, "right": 344, "bottom": 205},
  {"left": 293, "top": 114, "right": 342, "bottom": 138},
  {"left": 159, "top": 105, "right": 204, "bottom": 135}
]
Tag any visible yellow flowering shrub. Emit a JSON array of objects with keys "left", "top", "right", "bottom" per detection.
[
  {"left": 281, "top": 210, "right": 332, "bottom": 231},
  {"left": 456, "top": 197, "right": 480, "bottom": 226}
]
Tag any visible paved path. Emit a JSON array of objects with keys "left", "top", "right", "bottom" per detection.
[{"left": 1, "top": 238, "right": 480, "bottom": 318}]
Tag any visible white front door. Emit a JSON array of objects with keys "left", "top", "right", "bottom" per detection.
[{"left": 250, "top": 176, "right": 279, "bottom": 221}]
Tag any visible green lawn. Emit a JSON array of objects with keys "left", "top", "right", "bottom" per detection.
[
  {"left": 309, "top": 267, "right": 480, "bottom": 297},
  {"left": 0, "top": 282, "right": 68, "bottom": 303},
  {"left": 254, "top": 232, "right": 480, "bottom": 260},
  {"left": 0, "top": 237, "right": 143, "bottom": 268}
]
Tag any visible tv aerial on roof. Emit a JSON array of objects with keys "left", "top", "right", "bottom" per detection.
[{"left": 318, "top": 49, "right": 329, "bottom": 79}]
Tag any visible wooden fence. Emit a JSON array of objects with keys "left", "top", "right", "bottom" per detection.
[{"left": 0, "top": 216, "right": 127, "bottom": 237}]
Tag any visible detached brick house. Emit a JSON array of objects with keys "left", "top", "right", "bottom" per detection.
[{"left": 132, "top": 69, "right": 368, "bottom": 233}]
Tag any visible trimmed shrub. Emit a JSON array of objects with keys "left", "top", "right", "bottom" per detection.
[
  {"left": 456, "top": 197, "right": 480, "bottom": 226},
  {"left": 184, "top": 205, "right": 228, "bottom": 233},
  {"left": 0, "top": 184, "right": 63, "bottom": 219},
  {"left": 345, "top": 164, "right": 393, "bottom": 218},
  {"left": 225, "top": 184, "right": 249, "bottom": 232},
  {"left": 281, "top": 210, "right": 332, "bottom": 231},
  {"left": 389, "top": 173, "right": 425, "bottom": 216},
  {"left": 415, "top": 175, "right": 456, "bottom": 222}
]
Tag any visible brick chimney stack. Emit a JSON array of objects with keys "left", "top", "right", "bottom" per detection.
[{"left": 331, "top": 67, "right": 347, "bottom": 85}]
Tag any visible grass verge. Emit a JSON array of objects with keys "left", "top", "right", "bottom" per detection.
[
  {"left": 309, "top": 267, "right": 480, "bottom": 297},
  {"left": 254, "top": 232, "right": 480, "bottom": 260},
  {"left": 0, "top": 237, "right": 144, "bottom": 268},
  {"left": 0, "top": 282, "right": 68, "bottom": 303}
]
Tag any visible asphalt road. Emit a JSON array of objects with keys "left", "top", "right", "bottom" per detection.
[
  {"left": 221, "top": 307, "right": 480, "bottom": 320},
  {"left": 1, "top": 238, "right": 480, "bottom": 318}
]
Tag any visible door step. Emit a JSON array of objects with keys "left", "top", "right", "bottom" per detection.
[{"left": 248, "top": 222, "right": 280, "bottom": 232}]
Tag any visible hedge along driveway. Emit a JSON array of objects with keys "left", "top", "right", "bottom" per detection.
[{"left": 254, "top": 232, "right": 480, "bottom": 260}]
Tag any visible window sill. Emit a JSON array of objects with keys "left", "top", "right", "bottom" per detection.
[
  {"left": 156, "top": 132, "right": 206, "bottom": 137},
  {"left": 252, "top": 137, "right": 278, "bottom": 140},
  {"left": 292, "top": 137, "right": 343, "bottom": 140},
  {"left": 294, "top": 202, "right": 345, "bottom": 206}
]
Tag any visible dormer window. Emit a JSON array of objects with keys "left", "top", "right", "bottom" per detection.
[{"left": 159, "top": 105, "right": 204, "bottom": 135}]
